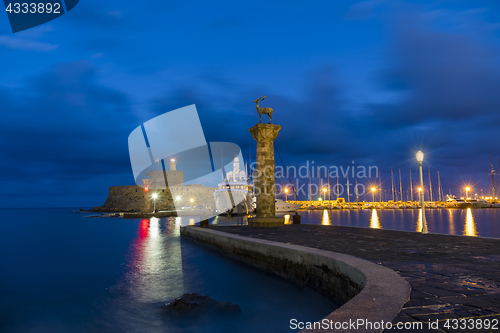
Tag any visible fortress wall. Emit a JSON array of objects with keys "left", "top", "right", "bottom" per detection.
[
  {"left": 100, "top": 186, "right": 148, "bottom": 211},
  {"left": 97, "top": 185, "right": 217, "bottom": 212}
]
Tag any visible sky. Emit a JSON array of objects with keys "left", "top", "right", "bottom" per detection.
[{"left": 1, "top": 0, "right": 500, "bottom": 207}]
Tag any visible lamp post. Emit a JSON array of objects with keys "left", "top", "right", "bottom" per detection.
[
  {"left": 284, "top": 188, "right": 289, "bottom": 201},
  {"left": 416, "top": 151, "right": 428, "bottom": 234},
  {"left": 152, "top": 193, "right": 158, "bottom": 212},
  {"left": 465, "top": 187, "right": 470, "bottom": 199},
  {"left": 323, "top": 187, "right": 327, "bottom": 201},
  {"left": 371, "top": 187, "right": 376, "bottom": 203}
]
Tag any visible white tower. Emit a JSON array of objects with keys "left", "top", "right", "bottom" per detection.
[
  {"left": 233, "top": 155, "right": 240, "bottom": 181},
  {"left": 169, "top": 158, "right": 177, "bottom": 171}
]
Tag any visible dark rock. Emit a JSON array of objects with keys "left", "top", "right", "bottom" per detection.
[{"left": 160, "top": 293, "right": 240, "bottom": 316}]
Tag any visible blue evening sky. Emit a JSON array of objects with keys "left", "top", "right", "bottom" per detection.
[{"left": 1, "top": 0, "right": 500, "bottom": 206}]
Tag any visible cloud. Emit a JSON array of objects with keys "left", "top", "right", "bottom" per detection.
[
  {"left": 0, "top": 36, "right": 59, "bottom": 52},
  {"left": 0, "top": 61, "right": 138, "bottom": 204},
  {"left": 364, "top": 4, "right": 500, "bottom": 129}
]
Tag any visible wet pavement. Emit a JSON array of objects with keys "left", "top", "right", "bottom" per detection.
[{"left": 208, "top": 225, "right": 500, "bottom": 332}]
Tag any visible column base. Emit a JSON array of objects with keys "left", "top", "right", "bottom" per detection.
[{"left": 247, "top": 217, "right": 285, "bottom": 227}]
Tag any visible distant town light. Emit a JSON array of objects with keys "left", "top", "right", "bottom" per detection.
[{"left": 416, "top": 151, "right": 424, "bottom": 163}]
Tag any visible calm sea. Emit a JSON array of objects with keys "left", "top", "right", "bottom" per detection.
[
  {"left": 279, "top": 208, "right": 500, "bottom": 238},
  {"left": 0, "top": 208, "right": 337, "bottom": 333}
]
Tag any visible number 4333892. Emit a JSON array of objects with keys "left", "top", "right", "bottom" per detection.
[{"left": 6, "top": 3, "right": 61, "bottom": 14}]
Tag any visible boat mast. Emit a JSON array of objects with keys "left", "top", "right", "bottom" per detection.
[
  {"left": 379, "top": 171, "right": 382, "bottom": 202},
  {"left": 337, "top": 174, "right": 339, "bottom": 199},
  {"left": 490, "top": 154, "right": 496, "bottom": 199},
  {"left": 437, "top": 170, "right": 442, "bottom": 202},
  {"left": 409, "top": 170, "right": 413, "bottom": 202},
  {"left": 328, "top": 171, "right": 331, "bottom": 201},
  {"left": 346, "top": 173, "right": 350, "bottom": 202},
  {"left": 308, "top": 170, "right": 311, "bottom": 201},
  {"left": 399, "top": 169, "right": 403, "bottom": 202},
  {"left": 391, "top": 168, "right": 395, "bottom": 201},
  {"left": 319, "top": 169, "right": 322, "bottom": 200},
  {"left": 355, "top": 178, "right": 358, "bottom": 202},
  {"left": 428, "top": 165, "right": 433, "bottom": 202}
]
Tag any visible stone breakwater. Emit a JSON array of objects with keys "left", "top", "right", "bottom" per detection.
[
  {"left": 209, "top": 225, "right": 500, "bottom": 333},
  {"left": 181, "top": 226, "right": 410, "bottom": 333}
]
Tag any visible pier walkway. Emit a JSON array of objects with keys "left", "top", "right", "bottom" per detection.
[{"left": 208, "top": 225, "right": 500, "bottom": 332}]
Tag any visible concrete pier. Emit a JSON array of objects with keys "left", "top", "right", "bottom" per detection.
[{"left": 247, "top": 123, "right": 284, "bottom": 227}]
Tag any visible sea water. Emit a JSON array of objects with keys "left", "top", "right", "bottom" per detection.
[{"left": 0, "top": 208, "right": 337, "bottom": 333}]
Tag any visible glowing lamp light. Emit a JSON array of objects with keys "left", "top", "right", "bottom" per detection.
[
  {"left": 318, "top": 198, "right": 322, "bottom": 201},
  {"left": 465, "top": 187, "right": 471, "bottom": 192},
  {"left": 176, "top": 196, "right": 181, "bottom": 201},
  {"left": 152, "top": 193, "right": 158, "bottom": 199},
  {"left": 144, "top": 187, "right": 149, "bottom": 192},
  {"left": 190, "top": 198, "right": 194, "bottom": 203},
  {"left": 170, "top": 158, "right": 176, "bottom": 162},
  {"left": 416, "top": 151, "right": 424, "bottom": 163},
  {"left": 285, "top": 188, "right": 289, "bottom": 193},
  {"left": 323, "top": 188, "right": 327, "bottom": 193},
  {"left": 418, "top": 187, "right": 422, "bottom": 192},
  {"left": 371, "top": 187, "right": 376, "bottom": 192}
]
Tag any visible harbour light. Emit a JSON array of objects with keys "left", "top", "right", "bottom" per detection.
[
  {"left": 416, "top": 151, "right": 424, "bottom": 163},
  {"left": 152, "top": 193, "right": 158, "bottom": 199}
]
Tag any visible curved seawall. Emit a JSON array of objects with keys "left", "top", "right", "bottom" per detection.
[{"left": 181, "top": 226, "right": 410, "bottom": 333}]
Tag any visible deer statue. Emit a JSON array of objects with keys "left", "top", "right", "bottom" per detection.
[{"left": 254, "top": 96, "right": 273, "bottom": 123}]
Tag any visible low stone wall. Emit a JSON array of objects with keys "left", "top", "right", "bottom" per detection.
[{"left": 181, "top": 226, "right": 410, "bottom": 333}]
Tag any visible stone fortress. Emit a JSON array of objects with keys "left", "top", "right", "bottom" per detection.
[{"left": 96, "top": 159, "right": 218, "bottom": 212}]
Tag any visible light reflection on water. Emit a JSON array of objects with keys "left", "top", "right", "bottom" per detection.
[
  {"left": 322, "top": 209, "right": 330, "bottom": 225},
  {"left": 279, "top": 208, "right": 499, "bottom": 238},
  {"left": 0, "top": 209, "right": 338, "bottom": 333},
  {"left": 370, "top": 209, "right": 380, "bottom": 229},
  {"left": 416, "top": 209, "right": 429, "bottom": 233},
  {"left": 464, "top": 208, "right": 477, "bottom": 237},
  {"left": 92, "top": 215, "right": 338, "bottom": 333}
]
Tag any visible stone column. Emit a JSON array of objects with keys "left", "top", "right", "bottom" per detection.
[{"left": 247, "top": 123, "right": 284, "bottom": 227}]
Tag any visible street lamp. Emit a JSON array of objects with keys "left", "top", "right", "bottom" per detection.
[
  {"left": 416, "top": 151, "right": 428, "bottom": 234},
  {"left": 323, "top": 187, "right": 327, "bottom": 201},
  {"left": 152, "top": 193, "right": 158, "bottom": 212},
  {"left": 465, "top": 187, "right": 471, "bottom": 199},
  {"left": 371, "top": 187, "right": 376, "bottom": 203},
  {"left": 285, "top": 188, "right": 289, "bottom": 201}
]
